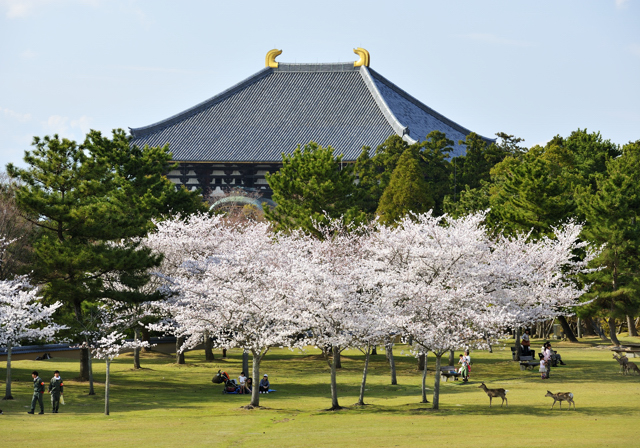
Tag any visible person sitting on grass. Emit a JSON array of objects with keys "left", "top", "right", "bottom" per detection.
[
  {"left": 259, "top": 374, "right": 270, "bottom": 394},
  {"left": 244, "top": 377, "right": 253, "bottom": 394}
]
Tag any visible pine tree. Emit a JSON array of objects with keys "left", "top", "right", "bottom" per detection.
[
  {"left": 419, "top": 131, "right": 453, "bottom": 215},
  {"left": 354, "top": 135, "right": 410, "bottom": 216},
  {"left": 265, "top": 142, "right": 366, "bottom": 236},
  {"left": 6, "top": 130, "right": 205, "bottom": 379},
  {"left": 376, "top": 148, "right": 434, "bottom": 225},
  {"left": 577, "top": 140, "right": 640, "bottom": 344}
]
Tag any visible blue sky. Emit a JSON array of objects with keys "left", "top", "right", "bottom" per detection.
[{"left": 1, "top": 0, "right": 638, "bottom": 169}]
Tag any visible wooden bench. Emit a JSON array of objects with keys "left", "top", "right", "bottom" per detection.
[
  {"left": 519, "top": 355, "right": 538, "bottom": 370},
  {"left": 440, "top": 366, "right": 461, "bottom": 382},
  {"left": 510, "top": 346, "right": 534, "bottom": 360},
  {"left": 610, "top": 348, "right": 640, "bottom": 358}
]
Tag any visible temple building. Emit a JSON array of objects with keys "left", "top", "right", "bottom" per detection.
[{"left": 129, "top": 48, "right": 491, "bottom": 197}]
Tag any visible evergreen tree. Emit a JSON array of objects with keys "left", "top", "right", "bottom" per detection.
[
  {"left": 491, "top": 147, "right": 577, "bottom": 238},
  {"left": 354, "top": 135, "right": 409, "bottom": 215},
  {"left": 6, "top": 130, "right": 205, "bottom": 379},
  {"left": 265, "top": 142, "right": 366, "bottom": 237},
  {"left": 418, "top": 131, "right": 453, "bottom": 215},
  {"left": 376, "top": 148, "right": 434, "bottom": 225},
  {"left": 577, "top": 140, "right": 640, "bottom": 344}
]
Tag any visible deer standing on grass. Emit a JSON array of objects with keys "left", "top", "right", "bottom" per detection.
[
  {"left": 613, "top": 354, "right": 635, "bottom": 375},
  {"left": 478, "top": 382, "right": 508, "bottom": 407},
  {"left": 626, "top": 360, "right": 640, "bottom": 375},
  {"left": 545, "top": 391, "right": 575, "bottom": 410}
]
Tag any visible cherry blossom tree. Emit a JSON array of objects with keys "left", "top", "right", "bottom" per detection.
[
  {"left": 370, "top": 212, "right": 596, "bottom": 409},
  {"left": 92, "top": 331, "right": 150, "bottom": 415},
  {"left": 286, "top": 221, "right": 381, "bottom": 410},
  {"left": 0, "top": 277, "right": 66, "bottom": 400},
  {"left": 144, "top": 215, "right": 302, "bottom": 408}
]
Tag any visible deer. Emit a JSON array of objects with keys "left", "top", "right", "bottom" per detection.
[
  {"left": 613, "top": 354, "right": 630, "bottom": 374},
  {"left": 545, "top": 391, "right": 575, "bottom": 410},
  {"left": 478, "top": 382, "right": 508, "bottom": 407},
  {"left": 626, "top": 360, "right": 640, "bottom": 375}
]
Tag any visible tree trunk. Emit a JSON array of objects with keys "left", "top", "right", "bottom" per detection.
[
  {"left": 3, "top": 342, "right": 13, "bottom": 400},
  {"left": 329, "top": 345, "right": 341, "bottom": 410},
  {"left": 104, "top": 358, "right": 110, "bottom": 415},
  {"left": 421, "top": 354, "right": 428, "bottom": 403},
  {"left": 557, "top": 315, "right": 578, "bottom": 342},
  {"left": 514, "top": 327, "right": 522, "bottom": 361},
  {"left": 608, "top": 318, "right": 621, "bottom": 346},
  {"left": 88, "top": 348, "right": 95, "bottom": 395},
  {"left": 176, "top": 337, "right": 185, "bottom": 364},
  {"left": 141, "top": 327, "right": 151, "bottom": 352},
  {"left": 577, "top": 318, "right": 583, "bottom": 338},
  {"left": 592, "top": 318, "right": 608, "bottom": 341},
  {"left": 432, "top": 353, "right": 442, "bottom": 410},
  {"left": 222, "top": 348, "right": 227, "bottom": 358},
  {"left": 79, "top": 348, "right": 90, "bottom": 381},
  {"left": 627, "top": 315, "right": 638, "bottom": 337},
  {"left": 448, "top": 350, "right": 455, "bottom": 366},
  {"left": 357, "top": 345, "right": 371, "bottom": 406},
  {"left": 75, "top": 302, "right": 90, "bottom": 381},
  {"left": 582, "top": 317, "right": 594, "bottom": 336},
  {"left": 371, "top": 346, "right": 377, "bottom": 356},
  {"left": 335, "top": 346, "right": 342, "bottom": 369},
  {"left": 544, "top": 319, "right": 554, "bottom": 339},
  {"left": 386, "top": 342, "right": 397, "bottom": 385},
  {"left": 204, "top": 333, "right": 214, "bottom": 361},
  {"left": 249, "top": 350, "right": 263, "bottom": 407},
  {"left": 133, "top": 327, "right": 141, "bottom": 370},
  {"left": 418, "top": 353, "right": 425, "bottom": 371},
  {"left": 242, "top": 350, "right": 249, "bottom": 376}
]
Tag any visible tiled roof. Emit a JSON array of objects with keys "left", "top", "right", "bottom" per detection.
[{"left": 129, "top": 63, "right": 491, "bottom": 162}]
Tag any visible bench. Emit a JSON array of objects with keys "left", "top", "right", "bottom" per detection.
[
  {"left": 440, "top": 366, "right": 460, "bottom": 382},
  {"left": 519, "top": 355, "right": 538, "bottom": 370},
  {"left": 510, "top": 346, "right": 533, "bottom": 360},
  {"left": 611, "top": 348, "right": 640, "bottom": 358}
]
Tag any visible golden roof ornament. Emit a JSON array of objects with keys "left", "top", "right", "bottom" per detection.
[
  {"left": 265, "top": 49, "right": 282, "bottom": 68},
  {"left": 353, "top": 47, "right": 370, "bottom": 67}
]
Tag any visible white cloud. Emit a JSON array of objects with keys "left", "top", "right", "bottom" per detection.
[
  {"left": 1, "top": 0, "right": 101, "bottom": 19},
  {"left": 20, "top": 49, "right": 37, "bottom": 59},
  {"left": 43, "top": 114, "right": 93, "bottom": 138},
  {"left": 2, "top": 107, "right": 32, "bottom": 123},
  {"left": 615, "top": 0, "right": 630, "bottom": 9},
  {"left": 463, "top": 33, "right": 535, "bottom": 48}
]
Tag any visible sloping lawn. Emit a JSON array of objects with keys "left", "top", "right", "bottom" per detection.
[{"left": 2, "top": 337, "right": 639, "bottom": 447}]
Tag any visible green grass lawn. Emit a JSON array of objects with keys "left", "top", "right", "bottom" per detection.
[{"left": 2, "top": 337, "right": 639, "bottom": 448}]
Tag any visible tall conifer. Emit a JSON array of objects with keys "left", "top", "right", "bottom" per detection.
[
  {"left": 577, "top": 140, "right": 640, "bottom": 344},
  {"left": 376, "top": 149, "right": 434, "bottom": 225}
]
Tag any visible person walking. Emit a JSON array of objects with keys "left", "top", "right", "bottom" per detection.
[
  {"left": 49, "top": 370, "right": 64, "bottom": 413},
  {"left": 28, "top": 371, "right": 45, "bottom": 414}
]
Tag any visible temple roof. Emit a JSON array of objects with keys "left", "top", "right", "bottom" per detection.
[{"left": 129, "top": 62, "right": 492, "bottom": 162}]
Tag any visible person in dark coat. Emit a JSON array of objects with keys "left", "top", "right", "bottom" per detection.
[
  {"left": 28, "top": 371, "right": 45, "bottom": 414},
  {"left": 49, "top": 370, "right": 64, "bottom": 413}
]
